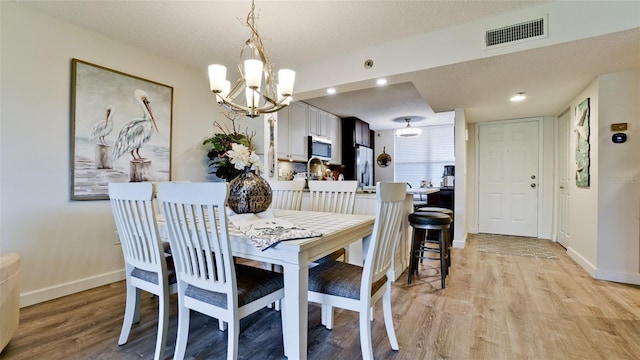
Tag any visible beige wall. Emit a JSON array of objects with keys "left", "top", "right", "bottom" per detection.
[
  {"left": 594, "top": 71, "right": 640, "bottom": 282},
  {"left": 566, "top": 81, "right": 600, "bottom": 271},
  {"left": 0, "top": 2, "right": 234, "bottom": 306}
]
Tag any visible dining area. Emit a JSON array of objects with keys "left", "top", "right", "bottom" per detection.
[
  {"left": 107, "top": 180, "right": 407, "bottom": 359},
  {"left": 5, "top": 185, "right": 638, "bottom": 360}
]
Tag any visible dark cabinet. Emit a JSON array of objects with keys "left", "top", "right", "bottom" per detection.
[
  {"left": 341, "top": 117, "right": 373, "bottom": 182},
  {"left": 426, "top": 188, "right": 455, "bottom": 240},
  {"left": 427, "top": 188, "right": 454, "bottom": 210},
  {"left": 342, "top": 117, "right": 370, "bottom": 147}
]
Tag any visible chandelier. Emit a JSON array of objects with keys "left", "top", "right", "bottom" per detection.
[
  {"left": 396, "top": 118, "right": 422, "bottom": 137},
  {"left": 208, "top": 0, "right": 295, "bottom": 118}
]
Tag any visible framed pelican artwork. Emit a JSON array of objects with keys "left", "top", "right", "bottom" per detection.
[
  {"left": 574, "top": 97, "right": 590, "bottom": 188},
  {"left": 70, "top": 58, "right": 173, "bottom": 200}
]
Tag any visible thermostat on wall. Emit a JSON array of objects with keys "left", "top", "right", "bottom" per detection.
[{"left": 612, "top": 133, "right": 627, "bottom": 143}]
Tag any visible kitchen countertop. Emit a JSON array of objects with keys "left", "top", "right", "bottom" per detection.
[{"left": 360, "top": 187, "right": 440, "bottom": 195}]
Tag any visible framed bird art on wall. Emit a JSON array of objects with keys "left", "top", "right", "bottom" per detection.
[{"left": 70, "top": 58, "right": 173, "bottom": 200}]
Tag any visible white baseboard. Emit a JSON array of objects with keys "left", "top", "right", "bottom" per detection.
[
  {"left": 20, "top": 269, "right": 125, "bottom": 307},
  {"left": 595, "top": 269, "right": 640, "bottom": 285},
  {"left": 452, "top": 239, "right": 466, "bottom": 248},
  {"left": 567, "top": 247, "right": 640, "bottom": 285},
  {"left": 451, "top": 231, "right": 467, "bottom": 249},
  {"left": 566, "top": 247, "right": 597, "bottom": 277}
]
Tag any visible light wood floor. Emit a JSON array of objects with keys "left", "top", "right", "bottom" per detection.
[{"left": 3, "top": 235, "right": 640, "bottom": 360}]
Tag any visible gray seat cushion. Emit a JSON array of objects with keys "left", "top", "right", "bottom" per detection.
[
  {"left": 309, "top": 260, "right": 387, "bottom": 300},
  {"left": 184, "top": 264, "right": 284, "bottom": 309},
  {"left": 131, "top": 255, "right": 177, "bottom": 285}
]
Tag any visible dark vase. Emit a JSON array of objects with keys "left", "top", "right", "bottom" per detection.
[{"left": 227, "top": 168, "right": 272, "bottom": 214}]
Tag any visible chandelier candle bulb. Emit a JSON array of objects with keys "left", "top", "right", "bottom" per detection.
[
  {"left": 206, "top": 0, "right": 294, "bottom": 117},
  {"left": 208, "top": 64, "right": 227, "bottom": 92},
  {"left": 278, "top": 69, "right": 295, "bottom": 95},
  {"left": 244, "top": 59, "right": 263, "bottom": 89}
]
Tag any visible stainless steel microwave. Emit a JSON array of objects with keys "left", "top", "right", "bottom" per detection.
[{"left": 308, "top": 136, "right": 332, "bottom": 161}]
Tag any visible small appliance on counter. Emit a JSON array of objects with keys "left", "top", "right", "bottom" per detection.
[
  {"left": 442, "top": 165, "right": 455, "bottom": 188},
  {"left": 293, "top": 172, "right": 314, "bottom": 181}
]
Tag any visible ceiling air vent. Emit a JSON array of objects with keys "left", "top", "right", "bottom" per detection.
[{"left": 485, "top": 17, "right": 546, "bottom": 48}]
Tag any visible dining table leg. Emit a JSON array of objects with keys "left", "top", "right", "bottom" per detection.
[{"left": 282, "top": 254, "right": 309, "bottom": 360}]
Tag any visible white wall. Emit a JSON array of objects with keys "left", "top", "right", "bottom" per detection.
[
  {"left": 565, "top": 82, "right": 600, "bottom": 274},
  {"left": 373, "top": 130, "right": 395, "bottom": 183},
  {"left": 564, "top": 71, "right": 640, "bottom": 285},
  {"left": 453, "top": 109, "right": 467, "bottom": 247},
  {"left": 596, "top": 71, "right": 640, "bottom": 282},
  {"left": 0, "top": 2, "right": 234, "bottom": 306},
  {"left": 540, "top": 116, "right": 556, "bottom": 239}
]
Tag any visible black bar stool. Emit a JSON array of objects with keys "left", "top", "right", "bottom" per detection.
[
  {"left": 407, "top": 211, "right": 452, "bottom": 288},
  {"left": 415, "top": 206, "right": 453, "bottom": 268}
]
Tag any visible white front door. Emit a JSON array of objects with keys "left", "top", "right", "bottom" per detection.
[
  {"left": 478, "top": 120, "right": 539, "bottom": 237},
  {"left": 557, "top": 110, "right": 571, "bottom": 247}
]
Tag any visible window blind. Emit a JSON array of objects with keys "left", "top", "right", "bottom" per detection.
[{"left": 394, "top": 124, "right": 455, "bottom": 188}]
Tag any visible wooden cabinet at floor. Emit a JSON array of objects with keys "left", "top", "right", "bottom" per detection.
[{"left": 277, "top": 102, "right": 308, "bottom": 161}]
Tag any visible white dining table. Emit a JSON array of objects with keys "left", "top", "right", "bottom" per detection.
[{"left": 157, "top": 209, "right": 375, "bottom": 360}]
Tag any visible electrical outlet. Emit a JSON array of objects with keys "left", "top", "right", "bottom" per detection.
[{"left": 114, "top": 231, "right": 121, "bottom": 245}]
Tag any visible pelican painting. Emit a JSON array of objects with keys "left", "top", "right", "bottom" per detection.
[
  {"left": 89, "top": 105, "right": 114, "bottom": 145},
  {"left": 112, "top": 89, "right": 158, "bottom": 161}
]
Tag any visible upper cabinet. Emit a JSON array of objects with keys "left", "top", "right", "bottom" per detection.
[
  {"left": 308, "top": 106, "right": 328, "bottom": 138},
  {"left": 278, "top": 101, "right": 342, "bottom": 164},
  {"left": 277, "top": 101, "right": 308, "bottom": 161},
  {"left": 342, "top": 117, "right": 371, "bottom": 147}
]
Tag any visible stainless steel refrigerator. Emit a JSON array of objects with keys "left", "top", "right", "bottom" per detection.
[{"left": 356, "top": 146, "right": 373, "bottom": 188}]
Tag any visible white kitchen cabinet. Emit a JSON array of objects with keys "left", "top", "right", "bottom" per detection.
[
  {"left": 326, "top": 113, "right": 341, "bottom": 165},
  {"left": 277, "top": 101, "right": 308, "bottom": 161},
  {"left": 308, "top": 106, "right": 328, "bottom": 138}
]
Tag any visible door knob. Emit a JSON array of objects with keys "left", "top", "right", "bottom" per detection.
[
  {"left": 531, "top": 175, "right": 536, "bottom": 179},
  {"left": 531, "top": 183, "right": 537, "bottom": 188},
  {"left": 560, "top": 186, "right": 564, "bottom": 189}
]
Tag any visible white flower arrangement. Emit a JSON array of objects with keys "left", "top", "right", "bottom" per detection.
[{"left": 226, "top": 143, "right": 263, "bottom": 173}]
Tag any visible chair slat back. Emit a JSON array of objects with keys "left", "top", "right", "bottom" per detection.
[
  {"left": 362, "top": 182, "right": 406, "bottom": 296},
  {"left": 308, "top": 180, "right": 358, "bottom": 214},
  {"left": 109, "top": 182, "right": 165, "bottom": 274},
  {"left": 158, "top": 182, "right": 235, "bottom": 300},
  {"left": 268, "top": 180, "right": 305, "bottom": 210}
]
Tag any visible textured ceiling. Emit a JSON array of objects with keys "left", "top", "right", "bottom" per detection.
[{"left": 14, "top": 0, "right": 640, "bottom": 130}]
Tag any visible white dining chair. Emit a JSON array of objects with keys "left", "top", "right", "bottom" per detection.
[
  {"left": 268, "top": 180, "right": 305, "bottom": 210},
  {"left": 307, "top": 180, "right": 358, "bottom": 325},
  {"left": 157, "top": 182, "right": 286, "bottom": 360},
  {"left": 108, "top": 182, "right": 177, "bottom": 360},
  {"left": 265, "top": 180, "right": 305, "bottom": 311},
  {"left": 307, "top": 180, "right": 358, "bottom": 214},
  {"left": 307, "top": 182, "right": 405, "bottom": 359}
]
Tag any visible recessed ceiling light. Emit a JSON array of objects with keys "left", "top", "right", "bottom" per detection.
[
  {"left": 377, "top": 78, "right": 387, "bottom": 86},
  {"left": 327, "top": 88, "right": 336, "bottom": 94},
  {"left": 510, "top": 92, "right": 526, "bottom": 102}
]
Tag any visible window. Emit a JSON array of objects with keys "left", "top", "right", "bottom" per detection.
[{"left": 394, "top": 124, "right": 455, "bottom": 188}]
